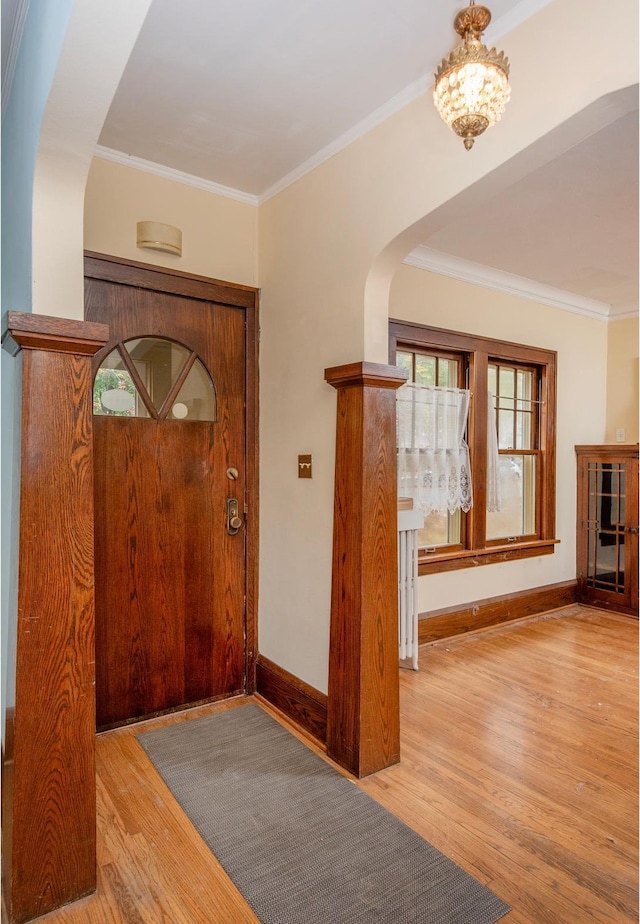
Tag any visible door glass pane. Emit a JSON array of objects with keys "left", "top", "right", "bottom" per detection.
[
  {"left": 486, "top": 454, "right": 536, "bottom": 539},
  {"left": 93, "top": 349, "right": 148, "bottom": 417},
  {"left": 171, "top": 359, "right": 216, "bottom": 421},
  {"left": 124, "top": 338, "right": 190, "bottom": 412},
  {"left": 585, "top": 460, "right": 627, "bottom": 596}
]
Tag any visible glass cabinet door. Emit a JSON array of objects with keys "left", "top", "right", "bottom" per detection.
[{"left": 576, "top": 446, "right": 639, "bottom": 616}]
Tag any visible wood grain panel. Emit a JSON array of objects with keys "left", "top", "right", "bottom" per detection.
[
  {"left": 2, "top": 316, "right": 107, "bottom": 923},
  {"left": 418, "top": 579, "right": 578, "bottom": 644},
  {"left": 86, "top": 264, "right": 250, "bottom": 727},
  {"left": 325, "top": 361, "right": 407, "bottom": 778},
  {"left": 255, "top": 655, "right": 327, "bottom": 743},
  {"left": 84, "top": 252, "right": 257, "bottom": 307}
]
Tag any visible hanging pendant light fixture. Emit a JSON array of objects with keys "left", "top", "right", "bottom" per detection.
[{"left": 433, "top": 1, "right": 510, "bottom": 151}]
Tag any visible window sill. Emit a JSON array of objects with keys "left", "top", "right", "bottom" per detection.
[{"left": 418, "top": 539, "right": 560, "bottom": 575}]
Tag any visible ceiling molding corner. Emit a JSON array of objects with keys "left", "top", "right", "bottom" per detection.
[
  {"left": 259, "top": 73, "right": 431, "bottom": 203},
  {"left": 403, "top": 246, "right": 613, "bottom": 321},
  {"left": 94, "top": 146, "right": 260, "bottom": 206}
]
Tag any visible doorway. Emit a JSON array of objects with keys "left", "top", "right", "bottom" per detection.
[{"left": 85, "top": 253, "right": 259, "bottom": 728}]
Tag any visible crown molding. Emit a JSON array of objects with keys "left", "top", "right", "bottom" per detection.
[
  {"left": 94, "top": 146, "right": 259, "bottom": 206},
  {"left": 1, "top": 0, "right": 31, "bottom": 119},
  {"left": 403, "top": 246, "right": 627, "bottom": 321},
  {"left": 93, "top": 0, "right": 554, "bottom": 205},
  {"left": 607, "top": 304, "right": 639, "bottom": 321},
  {"left": 259, "top": 0, "right": 554, "bottom": 203},
  {"left": 258, "top": 73, "right": 432, "bottom": 203}
]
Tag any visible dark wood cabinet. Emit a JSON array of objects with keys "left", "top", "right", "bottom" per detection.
[{"left": 575, "top": 445, "right": 638, "bottom": 616}]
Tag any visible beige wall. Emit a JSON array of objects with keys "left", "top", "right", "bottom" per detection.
[
  {"left": 389, "top": 265, "right": 609, "bottom": 612},
  {"left": 606, "top": 316, "right": 639, "bottom": 444},
  {"left": 84, "top": 157, "right": 259, "bottom": 287}
]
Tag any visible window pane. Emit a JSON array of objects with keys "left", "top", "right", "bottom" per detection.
[
  {"left": 437, "top": 358, "right": 458, "bottom": 387},
  {"left": 415, "top": 354, "right": 436, "bottom": 385},
  {"left": 486, "top": 454, "right": 536, "bottom": 539},
  {"left": 516, "top": 411, "right": 533, "bottom": 449},
  {"left": 93, "top": 349, "right": 148, "bottom": 417},
  {"left": 500, "top": 366, "right": 515, "bottom": 398},
  {"left": 419, "top": 509, "right": 461, "bottom": 549},
  {"left": 487, "top": 364, "right": 497, "bottom": 395},
  {"left": 396, "top": 351, "right": 413, "bottom": 381},
  {"left": 517, "top": 369, "right": 533, "bottom": 403},
  {"left": 498, "top": 409, "right": 514, "bottom": 449},
  {"left": 124, "top": 338, "right": 190, "bottom": 412},
  {"left": 171, "top": 359, "right": 216, "bottom": 421}
]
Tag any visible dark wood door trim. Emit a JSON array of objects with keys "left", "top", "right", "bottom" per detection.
[
  {"left": 2, "top": 312, "right": 108, "bottom": 923},
  {"left": 325, "top": 361, "right": 407, "bottom": 778}
]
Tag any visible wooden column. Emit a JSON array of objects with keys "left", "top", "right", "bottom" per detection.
[
  {"left": 2, "top": 312, "right": 108, "bottom": 923},
  {"left": 324, "top": 361, "right": 407, "bottom": 777}
]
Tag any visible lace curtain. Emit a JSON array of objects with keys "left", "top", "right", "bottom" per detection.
[{"left": 397, "top": 383, "right": 472, "bottom": 515}]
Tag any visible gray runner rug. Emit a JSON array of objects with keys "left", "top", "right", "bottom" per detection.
[{"left": 138, "top": 702, "right": 510, "bottom": 923}]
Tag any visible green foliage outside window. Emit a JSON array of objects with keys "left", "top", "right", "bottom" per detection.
[{"left": 93, "top": 368, "right": 136, "bottom": 416}]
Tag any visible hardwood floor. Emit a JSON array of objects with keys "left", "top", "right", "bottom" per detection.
[{"left": 19, "top": 604, "right": 638, "bottom": 923}]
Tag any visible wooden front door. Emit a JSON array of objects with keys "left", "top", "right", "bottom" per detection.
[{"left": 85, "top": 254, "right": 258, "bottom": 728}]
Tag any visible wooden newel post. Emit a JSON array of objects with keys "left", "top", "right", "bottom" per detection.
[
  {"left": 324, "top": 361, "right": 407, "bottom": 778},
  {"left": 2, "top": 312, "right": 108, "bottom": 923}
]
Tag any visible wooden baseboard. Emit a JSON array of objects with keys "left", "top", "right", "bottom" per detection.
[
  {"left": 418, "top": 580, "right": 578, "bottom": 644},
  {"left": 255, "top": 655, "right": 327, "bottom": 745}
]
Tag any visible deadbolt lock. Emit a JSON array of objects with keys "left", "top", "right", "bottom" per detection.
[{"left": 226, "top": 498, "right": 243, "bottom": 535}]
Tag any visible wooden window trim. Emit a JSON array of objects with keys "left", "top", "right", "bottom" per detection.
[{"left": 390, "top": 319, "right": 558, "bottom": 572}]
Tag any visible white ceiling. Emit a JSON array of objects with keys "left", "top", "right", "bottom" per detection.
[{"left": 6, "top": 0, "right": 639, "bottom": 316}]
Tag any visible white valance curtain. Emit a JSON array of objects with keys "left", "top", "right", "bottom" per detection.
[{"left": 397, "top": 383, "right": 473, "bottom": 515}]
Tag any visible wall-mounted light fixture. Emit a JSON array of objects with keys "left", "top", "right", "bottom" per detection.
[
  {"left": 433, "top": 1, "right": 510, "bottom": 150},
  {"left": 136, "top": 220, "right": 182, "bottom": 256}
]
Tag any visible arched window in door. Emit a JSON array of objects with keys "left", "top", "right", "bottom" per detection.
[{"left": 93, "top": 336, "right": 216, "bottom": 421}]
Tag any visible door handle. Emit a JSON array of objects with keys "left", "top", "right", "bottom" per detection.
[
  {"left": 624, "top": 526, "right": 639, "bottom": 535},
  {"left": 227, "top": 497, "right": 243, "bottom": 535}
]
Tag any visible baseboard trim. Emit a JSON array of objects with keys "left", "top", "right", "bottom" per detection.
[
  {"left": 418, "top": 580, "right": 578, "bottom": 644},
  {"left": 255, "top": 655, "right": 328, "bottom": 744}
]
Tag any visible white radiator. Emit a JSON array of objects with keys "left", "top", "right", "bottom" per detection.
[{"left": 397, "top": 508, "right": 423, "bottom": 670}]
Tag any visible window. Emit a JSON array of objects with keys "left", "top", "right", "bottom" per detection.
[
  {"left": 391, "top": 320, "right": 557, "bottom": 574},
  {"left": 94, "top": 337, "right": 216, "bottom": 421}
]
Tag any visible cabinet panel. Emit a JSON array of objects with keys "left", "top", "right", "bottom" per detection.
[{"left": 576, "top": 445, "right": 638, "bottom": 616}]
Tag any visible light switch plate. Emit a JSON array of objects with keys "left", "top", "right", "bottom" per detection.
[{"left": 298, "top": 454, "right": 312, "bottom": 478}]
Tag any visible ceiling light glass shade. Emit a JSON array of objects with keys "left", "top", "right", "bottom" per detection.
[{"left": 433, "top": 3, "right": 510, "bottom": 151}]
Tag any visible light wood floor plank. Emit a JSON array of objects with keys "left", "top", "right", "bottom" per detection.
[{"left": 22, "top": 605, "right": 638, "bottom": 923}]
